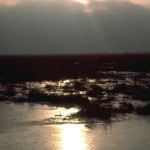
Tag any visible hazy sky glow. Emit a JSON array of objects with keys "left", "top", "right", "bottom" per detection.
[
  {"left": 0, "top": 0, "right": 150, "bottom": 54},
  {"left": 1, "top": 0, "right": 150, "bottom": 7}
]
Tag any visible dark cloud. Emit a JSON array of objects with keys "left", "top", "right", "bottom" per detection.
[{"left": 0, "top": 0, "right": 150, "bottom": 54}]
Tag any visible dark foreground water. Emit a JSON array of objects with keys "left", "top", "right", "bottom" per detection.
[{"left": 0, "top": 102, "right": 150, "bottom": 150}]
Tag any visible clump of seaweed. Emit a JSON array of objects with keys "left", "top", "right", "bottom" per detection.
[
  {"left": 136, "top": 104, "right": 150, "bottom": 115},
  {"left": 87, "top": 85, "right": 104, "bottom": 98},
  {"left": 116, "top": 102, "right": 134, "bottom": 113},
  {"left": 73, "top": 102, "right": 113, "bottom": 120},
  {"left": 28, "top": 89, "right": 87, "bottom": 107},
  {"left": 112, "top": 84, "right": 150, "bottom": 101}
]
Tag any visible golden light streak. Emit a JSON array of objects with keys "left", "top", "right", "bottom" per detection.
[{"left": 61, "top": 124, "right": 88, "bottom": 150}]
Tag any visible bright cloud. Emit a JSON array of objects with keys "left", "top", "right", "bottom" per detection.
[{"left": 0, "top": 0, "right": 150, "bottom": 8}]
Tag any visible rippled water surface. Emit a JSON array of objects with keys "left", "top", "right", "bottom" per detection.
[
  {"left": 0, "top": 102, "right": 150, "bottom": 150},
  {"left": 1, "top": 71, "right": 150, "bottom": 118}
]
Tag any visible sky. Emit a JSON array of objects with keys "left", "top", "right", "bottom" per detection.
[{"left": 0, "top": 0, "right": 150, "bottom": 55}]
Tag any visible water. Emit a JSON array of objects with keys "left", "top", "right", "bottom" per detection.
[
  {"left": 0, "top": 55, "right": 150, "bottom": 118},
  {"left": 0, "top": 102, "right": 150, "bottom": 150},
  {"left": 0, "top": 56, "right": 150, "bottom": 149},
  {"left": 1, "top": 74, "right": 150, "bottom": 119}
]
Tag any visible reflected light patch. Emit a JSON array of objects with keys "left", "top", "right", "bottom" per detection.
[
  {"left": 61, "top": 124, "right": 88, "bottom": 150},
  {"left": 58, "top": 79, "right": 72, "bottom": 87},
  {"left": 62, "top": 108, "right": 79, "bottom": 116}
]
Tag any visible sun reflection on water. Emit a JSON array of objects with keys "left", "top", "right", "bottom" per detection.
[
  {"left": 61, "top": 124, "right": 88, "bottom": 150},
  {"left": 62, "top": 108, "right": 79, "bottom": 117}
]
